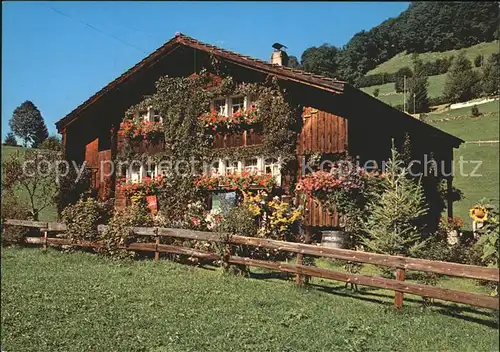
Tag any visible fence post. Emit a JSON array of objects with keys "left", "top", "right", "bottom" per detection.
[
  {"left": 394, "top": 266, "right": 406, "bottom": 308},
  {"left": 154, "top": 227, "right": 159, "bottom": 263},
  {"left": 41, "top": 229, "right": 48, "bottom": 249},
  {"left": 296, "top": 226, "right": 313, "bottom": 286}
]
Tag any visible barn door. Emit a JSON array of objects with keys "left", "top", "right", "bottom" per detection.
[{"left": 85, "top": 138, "right": 100, "bottom": 190}]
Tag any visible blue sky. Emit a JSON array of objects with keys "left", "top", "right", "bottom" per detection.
[{"left": 1, "top": 1, "right": 410, "bottom": 139}]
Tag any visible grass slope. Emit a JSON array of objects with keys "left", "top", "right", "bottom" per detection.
[
  {"left": 367, "top": 41, "right": 499, "bottom": 75},
  {"left": 2, "top": 247, "right": 499, "bottom": 352},
  {"left": 361, "top": 73, "right": 447, "bottom": 106},
  {"left": 430, "top": 100, "right": 499, "bottom": 226}
]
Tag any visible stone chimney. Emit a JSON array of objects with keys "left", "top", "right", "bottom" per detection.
[{"left": 271, "top": 43, "right": 289, "bottom": 66}]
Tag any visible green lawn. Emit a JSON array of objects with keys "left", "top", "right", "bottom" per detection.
[
  {"left": 2, "top": 247, "right": 499, "bottom": 352},
  {"left": 367, "top": 41, "right": 499, "bottom": 75},
  {"left": 1, "top": 145, "right": 58, "bottom": 221}
]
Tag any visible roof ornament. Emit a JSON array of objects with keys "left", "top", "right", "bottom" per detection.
[
  {"left": 272, "top": 43, "right": 287, "bottom": 52},
  {"left": 175, "top": 31, "right": 181, "bottom": 37}
]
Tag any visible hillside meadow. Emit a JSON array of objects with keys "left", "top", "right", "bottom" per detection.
[{"left": 367, "top": 41, "right": 499, "bottom": 75}]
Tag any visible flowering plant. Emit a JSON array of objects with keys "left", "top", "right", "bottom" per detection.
[
  {"left": 295, "top": 164, "right": 385, "bottom": 215},
  {"left": 119, "top": 176, "right": 165, "bottom": 198},
  {"left": 194, "top": 171, "right": 275, "bottom": 191},
  {"left": 439, "top": 216, "right": 465, "bottom": 232},
  {"left": 121, "top": 118, "right": 163, "bottom": 142},
  {"left": 205, "top": 208, "right": 224, "bottom": 230},
  {"left": 241, "top": 191, "right": 303, "bottom": 240},
  {"left": 199, "top": 104, "right": 260, "bottom": 132}
]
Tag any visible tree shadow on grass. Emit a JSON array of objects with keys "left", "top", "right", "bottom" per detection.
[{"left": 245, "top": 268, "right": 499, "bottom": 329}]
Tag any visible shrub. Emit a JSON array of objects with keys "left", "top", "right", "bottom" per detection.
[
  {"left": 100, "top": 204, "right": 154, "bottom": 259},
  {"left": 373, "top": 88, "right": 380, "bottom": 97},
  {"left": 39, "top": 135, "right": 62, "bottom": 152},
  {"left": 61, "top": 198, "right": 112, "bottom": 243},
  {"left": 474, "top": 54, "right": 483, "bottom": 68},
  {"left": 471, "top": 105, "right": 481, "bottom": 117},
  {"left": 1, "top": 191, "right": 31, "bottom": 246}
]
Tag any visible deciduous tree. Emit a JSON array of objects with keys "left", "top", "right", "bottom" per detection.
[{"left": 8, "top": 101, "right": 48, "bottom": 147}]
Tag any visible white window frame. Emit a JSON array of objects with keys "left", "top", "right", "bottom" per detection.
[
  {"left": 264, "top": 157, "right": 282, "bottom": 186},
  {"left": 243, "top": 157, "right": 260, "bottom": 174},
  {"left": 127, "top": 163, "right": 144, "bottom": 184},
  {"left": 224, "top": 159, "right": 239, "bottom": 175},
  {"left": 212, "top": 95, "right": 251, "bottom": 118},
  {"left": 139, "top": 106, "right": 162, "bottom": 123}
]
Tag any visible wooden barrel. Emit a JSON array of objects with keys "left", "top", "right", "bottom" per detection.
[{"left": 321, "top": 230, "right": 347, "bottom": 249}]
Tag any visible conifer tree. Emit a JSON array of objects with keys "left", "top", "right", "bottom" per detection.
[{"left": 362, "top": 143, "right": 429, "bottom": 257}]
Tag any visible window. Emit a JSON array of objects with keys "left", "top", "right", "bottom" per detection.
[
  {"left": 211, "top": 191, "right": 236, "bottom": 213},
  {"left": 231, "top": 96, "right": 245, "bottom": 114},
  {"left": 145, "top": 163, "right": 156, "bottom": 178},
  {"left": 139, "top": 110, "right": 149, "bottom": 122},
  {"left": 244, "top": 157, "right": 259, "bottom": 173},
  {"left": 157, "top": 162, "right": 170, "bottom": 177},
  {"left": 225, "top": 159, "right": 238, "bottom": 175},
  {"left": 214, "top": 98, "right": 227, "bottom": 116},
  {"left": 129, "top": 163, "right": 142, "bottom": 184},
  {"left": 150, "top": 108, "right": 162, "bottom": 123},
  {"left": 264, "top": 157, "right": 281, "bottom": 186}
]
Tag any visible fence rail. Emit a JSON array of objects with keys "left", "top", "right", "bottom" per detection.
[{"left": 3, "top": 219, "right": 499, "bottom": 310}]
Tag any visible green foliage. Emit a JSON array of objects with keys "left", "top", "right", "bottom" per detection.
[
  {"left": 394, "top": 66, "right": 413, "bottom": 93},
  {"left": 333, "top": 2, "right": 498, "bottom": 82},
  {"left": 373, "top": 88, "right": 380, "bottom": 97},
  {"left": 39, "top": 135, "right": 62, "bottom": 152},
  {"left": 471, "top": 105, "right": 481, "bottom": 117},
  {"left": 481, "top": 53, "right": 500, "bottom": 96},
  {"left": 3, "top": 132, "right": 17, "bottom": 146},
  {"left": 406, "top": 57, "right": 429, "bottom": 113},
  {"left": 361, "top": 145, "right": 429, "bottom": 257},
  {"left": 2, "top": 149, "right": 60, "bottom": 221},
  {"left": 300, "top": 44, "right": 339, "bottom": 78},
  {"left": 476, "top": 202, "right": 499, "bottom": 268},
  {"left": 119, "top": 71, "right": 299, "bottom": 221},
  {"left": 474, "top": 54, "right": 484, "bottom": 68},
  {"left": 1, "top": 191, "right": 31, "bottom": 246},
  {"left": 287, "top": 55, "right": 301, "bottom": 69},
  {"left": 8, "top": 100, "right": 48, "bottom": 147},
  {"left": 61, "top": 198, "right": 112, "bottom": 243},
  {"left": 54, "top": 163, "right": 94, "bottom": 215},
  {"left": 100, "top": 204, "right": 153, "bottom": 259},
  {"left": 443, "top": 52, "right": 481, "bottom": 103}
]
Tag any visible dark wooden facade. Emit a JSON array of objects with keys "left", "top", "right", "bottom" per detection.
[{"left": 56, "top": 33, "right": 463, "bottom": 230}]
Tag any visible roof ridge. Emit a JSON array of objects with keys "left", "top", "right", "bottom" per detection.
[{"left": 175, "top": 33, "right": 345, "bottom": 84}]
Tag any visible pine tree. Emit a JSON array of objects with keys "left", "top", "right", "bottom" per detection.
[
  {"left": 9, "top": 101, "right": 48, "bottom": 147},
  {"left": 481, "top": 53, "right": 500, "bottom": 96},
  {"left": 362, "top": 143, "right": 429, "bottom": 257},
  {"left": 443, "top": 52, "right": 480, "bottom": 103},
  {"left": 4, "top": 132, "right": 18, "bottom": 146},
  {"left": 406, "top": 57, "right": 429, "bottom": 113}
]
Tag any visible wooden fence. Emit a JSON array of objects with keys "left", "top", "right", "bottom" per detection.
[{"left": 3, "top": 219, "right": 499, "bottom": 310}]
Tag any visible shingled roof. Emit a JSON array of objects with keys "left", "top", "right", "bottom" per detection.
[{"left": 55, "top": 33, "right": 345, "bottom": 130}]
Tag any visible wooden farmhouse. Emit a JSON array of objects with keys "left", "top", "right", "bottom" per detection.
[{"left": 55, "top": 33, "right": 464, "bottom": 230}]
